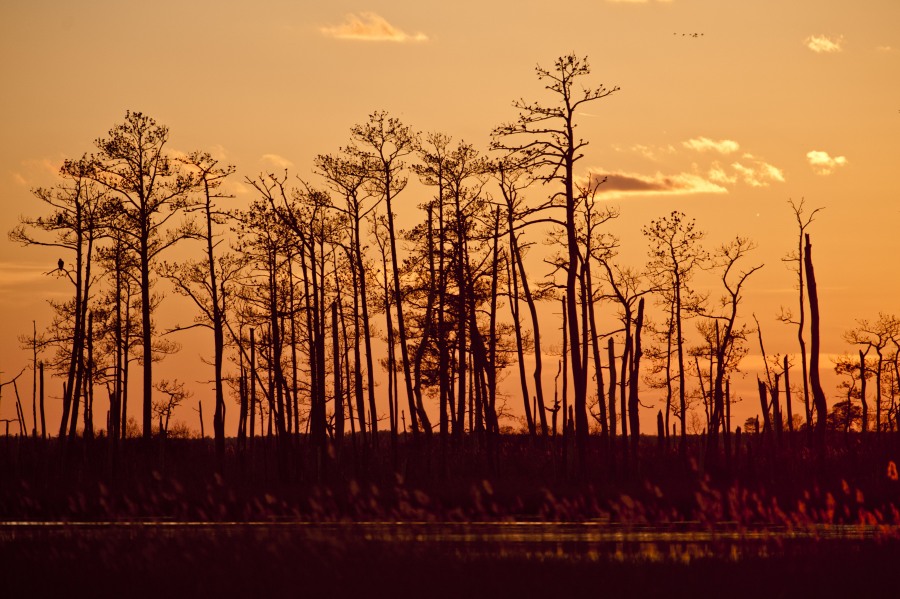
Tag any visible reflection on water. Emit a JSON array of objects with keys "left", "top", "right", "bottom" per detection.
[{"left": 4, "top": 521, "right": 897, "bottom": 563}]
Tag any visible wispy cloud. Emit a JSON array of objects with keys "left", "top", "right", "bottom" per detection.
[
  {"left": 614, "top": 143, "right": 677, "bottom": 161},
  {"left": 876, "top": 45, "right": 894, "bottom": 53},
  {"left": 260, "top": 154, "right": 294, "bottom": 170},
  {"left": 683, "top": 137, "right": 740, "bottom": 154},
  {"left": 731, "top": 154, "right": 784, "bottom": 187},
  {"left": 806, "top": 150, "right": 847, "bottom": 175},
  {"left": 805, "top": 34, "right": 843, "bottom": 53},
  {"left": 10, "top": 157, "right": 62, "bottom": 187},
  {"left": 223, "top": 179, "right": 252, "bottom": 198},
  {"left": 166, "top": 148, "right": 190, "bottom": 161},
  {"left": 708, "top": 161, "right": 737, "bottom": 185},
  {"left": 207, "top": 144, "right": 230, "bottom": 162},
  {"left": 611, "top": 139, "right": 783, "bottom": 191},
  {"left": 321, "top": 13, "right": 428, "bottom": 42},
  {"left": 581, "top": 169, "right": 726, "bottom": 200}
]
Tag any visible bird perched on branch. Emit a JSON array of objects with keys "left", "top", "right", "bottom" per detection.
[{"left": 58, "top": 258, "right": 64, "bottom": 271}]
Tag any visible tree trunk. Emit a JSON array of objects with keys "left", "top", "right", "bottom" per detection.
[
  {"left": 859, "top": 350, "right": 868, "bottom": 434},
  {"left": 385, "top": 172, "right": 429, "bottom": 439},
  {"left": 486, "top": 207, "right": 502, "bottom": 436},
  {"left": 619, "top": 317, "right": 631, "bottom": 442},
  {"left": 355, "top": 218, "right": 379, "bottom": 446},
  {"left": 82, "top": 311, "right": 94, "bottom": 440},
  {"left": 31, "top": 323, "right": 37, "bottom": 438},
  {"left": 455, "top": 202, "right": 468, "bottom": 439},
  {"left": 121, "top": 285, "right": 133, "bottom": 441},
  {"left": 39, "top": 362, "right": 45, "bottom": 440},
  {"left": 141, "top": 230, "right": 153, "bottom": 440},
  {"left": 876, "top": 351, "right": 884, "bottom": 434},
  {"left": 675, "top": 272, "right": 687, "bottom": 457},
  {"left": 628, "top": 298, "right": 645, "bottom": 458},
  {"left": 804, "top": 233, "right": 828, "bottom": 443},
  {"left": 725, "top": 379, "right": 732, "bottom": 464},
  {"left": 333, "top": 301, "right": 344, "bottom": 447},
  {"left": 249, "top": 328, "right": 257, "bottom": 443},
  {"left": 562, "top": 296, "right": 568, "bottom": 427},
  {"left": 413, "top": 205, "right": 438, "bottom": 441},
  {"left": 349, "top": 240, "right": 367, "bottom": 447},
  {"left": 607, "top": 338, "right": 617, "bottom": 458},
  {"left": 563, "top": 138, "right": 587, "bottom": 471},
  {"left": 339, "top": 290, "right": 357, "bottom": 456},
  {"left": 797, "top": 221, "right": 812, "bottom": 427},
  {"left": 657, "top": 410, "right": 664, "bottom": 453},
  {"left": 664, "top": 301, "right": 674, "bottom": 444},
  {"left": 513, "top": 233, "right": 547, "bottom": 435},
  {"left": 758, "top": 379, "right": 771, "bottom": 438},
  {"left": 784, "top": 355, "right": 794, "bottom": 434},
  {"left": 61, "top": 222, "right": 86, "bottom": 439},
  {"left": 772, "top": 373, "right": 782, "bottom": 442},
  {"left": 508, "top": 217, "right": 534, "bottom": 436},
  {"left": 585, "top": 261, "right": 607, "bottom": 440}
]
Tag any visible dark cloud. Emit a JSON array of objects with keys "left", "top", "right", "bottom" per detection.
[{"left": 582, "top": 170, "right": 727, "bottom": 198}]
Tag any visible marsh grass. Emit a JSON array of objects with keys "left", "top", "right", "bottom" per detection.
[
  {"left": 3, "top": 432, "right": 900, "bottom": 525},
  {"left": 3, "top": 432, "right": 900, "bottom": 596}
]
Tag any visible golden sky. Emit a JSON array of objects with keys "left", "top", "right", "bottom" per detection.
[{"left": 1, "top": 0, "right": 898, "bottom": 434}]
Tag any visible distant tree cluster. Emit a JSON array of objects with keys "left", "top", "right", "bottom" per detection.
[{"left": 10, "top": 53, "right": 882, "bottom": 475}]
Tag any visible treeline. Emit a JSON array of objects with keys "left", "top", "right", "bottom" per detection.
[{"left": 7, "top": 54, "right": 900, "bottom": 478}]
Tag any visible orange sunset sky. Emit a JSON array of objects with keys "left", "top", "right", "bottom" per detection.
[{"left": 1, "top": 0, "right": 898, "bottom": 435}]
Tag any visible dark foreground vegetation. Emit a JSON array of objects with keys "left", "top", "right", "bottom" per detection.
[
  {"left": 3, "top": 432, "right": 900, "bottom": 523},
  {"left": 4, "top": 433, "right": 900, "bottom": 596}
]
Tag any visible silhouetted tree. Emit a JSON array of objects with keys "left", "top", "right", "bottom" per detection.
[
  {"left": 153, "top": 378, "right": 191, "bottom": 436},
  {"left": 643, "top": 211, "right": 706, "bottom": 455},
  {"left": 705, "top": 237, "right": 762, "bottom": 456},
  {"left": 233, "top": 184, "right": 300, "bottom": 468},
  {"left": 413, "top": 134, "right": 455, "bottom": 444},
  {"left": 352, "top": 112, "right": 431, "bottom": 439},
  {"left": 844, "top": 313, "right": 899, "bottom": 433},
  {"left": 160, "top": 151, "right": 237, "bottom": 462},
  {"left": 804, "top": 234, "right": 828, "bottom": 444},
  {"left": 373, "top": 214, "right": 400, "bottom": 443},
  {"left": 416, "top": 136, "right": 490, "bottom": 438},
  {"left": 827, "top": 399, "right": 862, "bottom": 433},
  {"left": 594, "top": 258, "right": 651, "bottom": 457},
  {"left": 779, "top": 199, "right": 822, "bottom": 427},
  {"left": 495, "top": 159, "right": 549, "bottom": 436},
  {"left": 316, "top": 149, "right": 379, "bottom": 448},
  {"left": 91, "top": 112, "right": 197, "bottom": 439},
  {"left": 10, "top": 157, "right": 112, "bottom": 439},
  {"left": 94, "top": 213, "right": 142, "bottom": 443},
  {"left": 834, "top": 352, "right": 873, "bottom": 433},
  {"left": 493, "top": 54, "right": 619, "bottom": 460},
  {"left": 644, "top": 299, "right": 679, "bottom": 446},
  {"left": 578, "top": 190, "right": 619, "bottom": 448}
]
